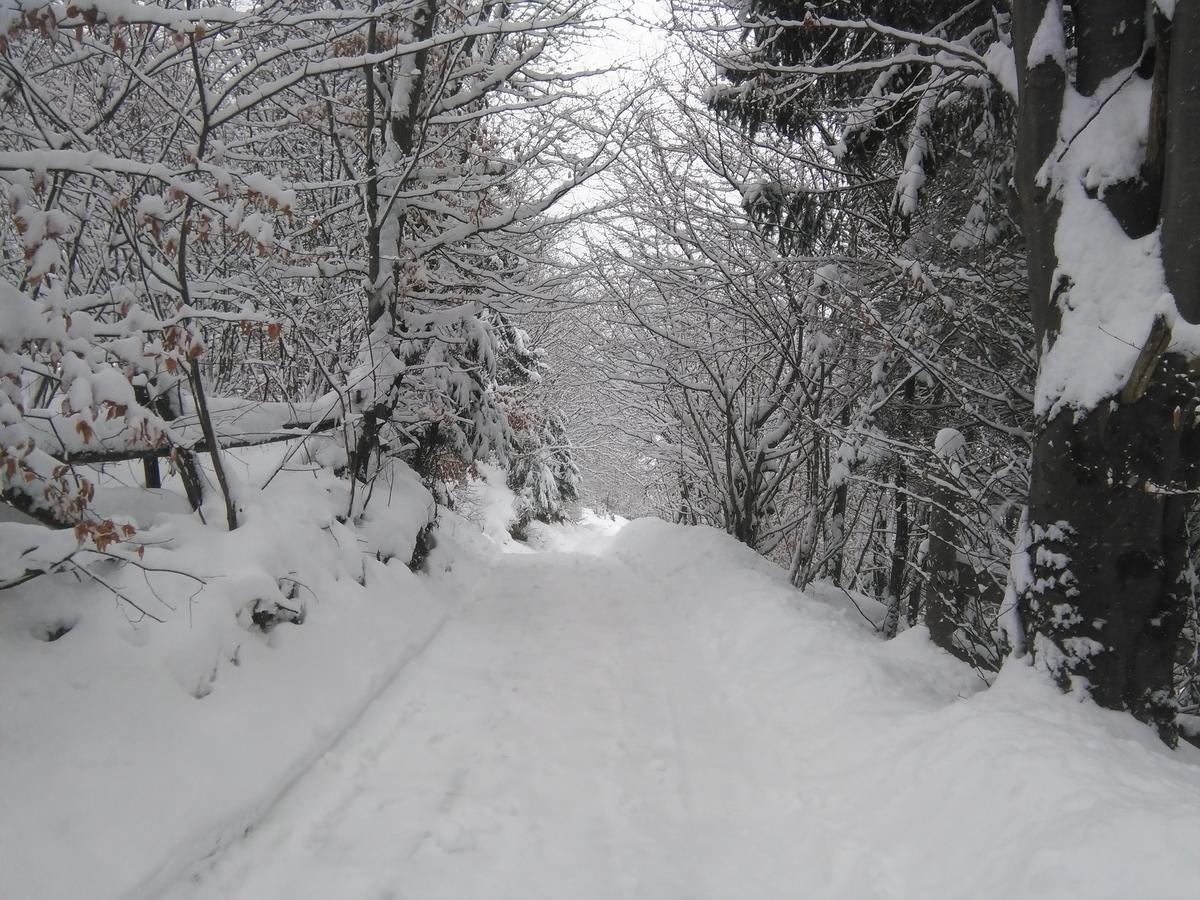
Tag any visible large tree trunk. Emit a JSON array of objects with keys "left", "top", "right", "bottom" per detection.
[
  {"left": 1024, "top": 366, "right": 1197, "bottom": 735},
  {"left": 1014, "top": 0, "right": 1200, "bottom": 742}
]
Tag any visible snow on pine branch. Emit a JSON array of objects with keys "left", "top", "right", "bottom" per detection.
[{"left": 706, "top": 1, "right": 1008, "bottom": 225}]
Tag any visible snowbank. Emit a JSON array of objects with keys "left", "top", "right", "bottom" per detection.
[
  {"left": 608, "top": 517, "right": 1200, "bottom": 899},
  {"left": 0, "top": 448, "right": 447, "bottom": 900},
  {"left": 804, "top": 577, "right": 889, "bottom": 628}
]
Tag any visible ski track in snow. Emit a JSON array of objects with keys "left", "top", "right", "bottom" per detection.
[{"left": 157, "top": 520, "right": 1200, "bottom": 900}]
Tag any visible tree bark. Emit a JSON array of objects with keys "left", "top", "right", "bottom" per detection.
[
  {"left": 1014, "top": 0, "right": 1200, "bottom": 742},
  {"left": 883, "top": 461, "right": 909, "bottom": 639},
  {"left": 1160, "top": 5, "right": 1200, "bottom": 320},
  {"left": 1012, "top": 0, "right": 1067, "bottom": 348},
  {"left": 925, "top": 471, "right": 965, "bottom": 658},
  {"left": 1024, "top": 366, "right": 1197, "bottom": 736}
]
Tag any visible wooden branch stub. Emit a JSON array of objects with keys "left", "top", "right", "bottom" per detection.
[{"left": 1120, "top": 314, "right": 1172, "bottom": 405}]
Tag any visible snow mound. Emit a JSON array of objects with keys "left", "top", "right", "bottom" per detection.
[
  {"left": 804, "top": 577, "right": 889, "bottom": 628},
  {"left": 603, "top": 519, "right": 1200, "bottom": 899},
  {"left": 0, "top": 449, "right": 447, "bottom": 900}
]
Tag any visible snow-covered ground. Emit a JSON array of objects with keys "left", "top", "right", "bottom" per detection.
[
  {"left": 0, "top": 447, "right": 445, "bottom": 900},
  {"left": 4, "top": 472, "right": 1200, "bottom": 899}
]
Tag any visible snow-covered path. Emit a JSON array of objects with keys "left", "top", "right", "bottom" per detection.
[
  {"left": 163, "top": 519, "right": 1200, "bottom": 900},
  {"left": 166, "top": 547, "right": 814, "bottom": 898}
]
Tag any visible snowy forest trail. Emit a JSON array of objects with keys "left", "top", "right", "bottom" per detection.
[
  {"left": 164, "top": 541, "right": 818, "bottom": 899},
  {"left": 161, "top": 519, "right": 1200, "bottom": 900}
]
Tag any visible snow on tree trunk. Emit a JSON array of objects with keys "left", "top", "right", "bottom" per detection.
[{"left": 1013, "top": 0, "right": 1200, "bottom": 743}]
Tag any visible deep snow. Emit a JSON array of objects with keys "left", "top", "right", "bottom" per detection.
[
  {"left": 0, "top": 447, "right": 443, "bottom": 900},
  {"left": 4, "top": 468, "right": 1200, "bottom": 899},
  {"left": 174, "top": 522, "right": 1200, "bottom": 899}
]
